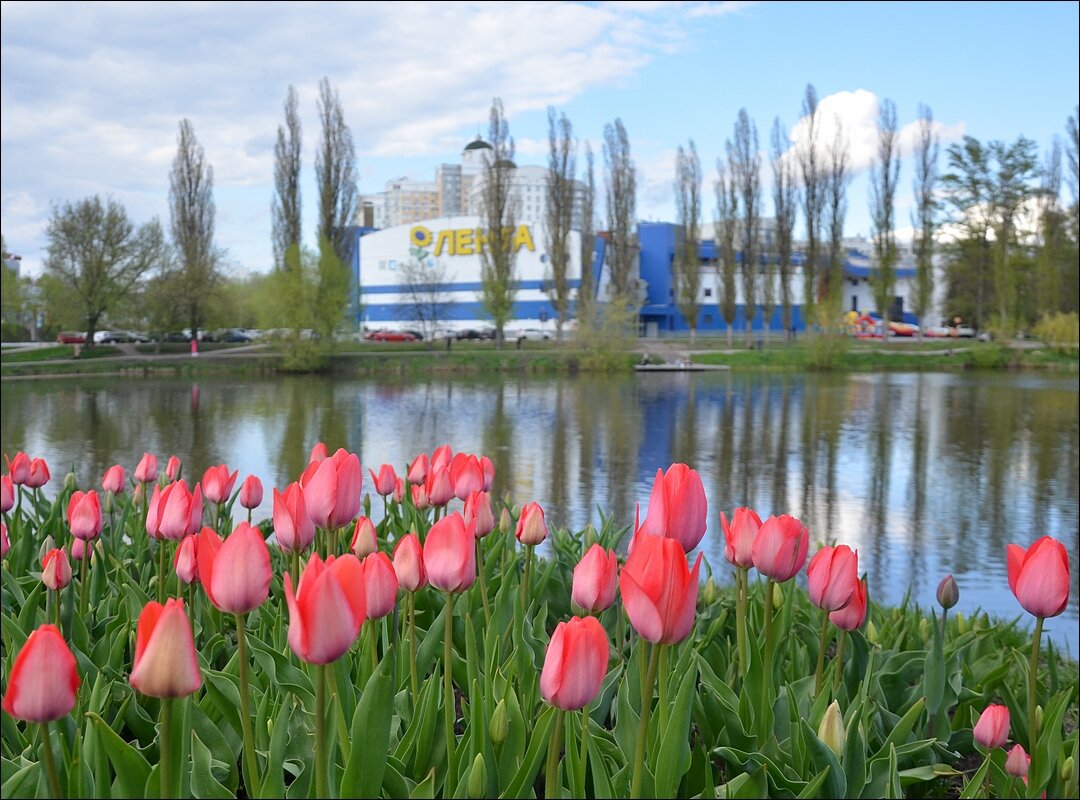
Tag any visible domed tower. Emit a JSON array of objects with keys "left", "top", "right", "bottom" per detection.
[{"left": 462, "top": 136, "right": 493, "bottom": 173}]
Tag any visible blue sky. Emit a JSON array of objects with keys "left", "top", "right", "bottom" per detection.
[{"left": 2, "top": 1, "right": 1077, "bottom": 277}]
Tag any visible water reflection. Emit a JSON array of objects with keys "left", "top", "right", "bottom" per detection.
[{"left": 2, "top": 371, "right": 1077, "bottom": 651}]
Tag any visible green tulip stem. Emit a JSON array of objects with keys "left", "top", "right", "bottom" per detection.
[
  {"left": 40, "top": 721, "right": 63, "bottom": 799},
  {"left": 246, "top": 507, "right": 252, "bottom": 524},
  {"left": 159, "top": 697, "right": 173, "bottom": 799},
  {"left": 476, "top": 538, "right": 491, "bottom": 624},
  {"left": 157, "top": 541, "right": 167, "bottom": 603},
  {"left": 290, "top": 550, "right": 301, "bottom": 592},
  {"left": 735, "top": 567, "right": 749, "bottom": 682},
  {"left": 658, "top": 644, "right": 670, "bottom": 733},
  {"left": 444, "top": 591, "right": 457, "bottom": 797},
  {"left": 315, "top": 664, "right": 328, "bottom": 800},
  {"left": 759, "top": 577, "right": 776, "bottom": 738},
  {"left": 578, "top": 708, "right": 590, "bottom": 795},
  {"left": 814, "top": 611, "right": 830, "bottom": 697},
  {"left": 1028, "top": 615, "right": 1044, "bottom": 755},
  {"left": 939, "top": 606, "right": 949, "bottom": 645},
  {"left": 521, "top": 545, "right": 534, "bottom": 616},
  {"left": 406, "top": 592, "right": 418, "bottom": 698},
  {"left": 833, "top": 630, "right": 848, "bottom": 693},
  {"left": 368, "top": 621, "right": 379, "bottom": 677},
  {"left": 545, "top": 709, "right": 566, "bottom": 799},
  {"left": 631, "top": 642, "right": 662, "bottom": 799},
  {"left": 235, "top": 614, "right": 261, "bottom": 799},
  {"left": 79, "top": 551, "right": 90, "bottom": 620}
]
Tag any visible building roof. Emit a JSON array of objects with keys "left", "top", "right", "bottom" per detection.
[{"left": 464, "top": 137, "right": 492, "bottom": 151}]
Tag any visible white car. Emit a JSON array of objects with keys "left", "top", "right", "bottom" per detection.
[{"left": 513, "top": 328, "right": 551, "bottom": 342}]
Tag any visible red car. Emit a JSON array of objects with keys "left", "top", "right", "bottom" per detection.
[
  {"left": 368, "top": 330, "right": 418, "bottom": 342},
  {"left": 57, "top": 331, "right": 87, "bottom": 344}
]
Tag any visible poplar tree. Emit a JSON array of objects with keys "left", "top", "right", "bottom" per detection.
[{"left": 673, "top": 139, "right": 702, "bottom": 342}]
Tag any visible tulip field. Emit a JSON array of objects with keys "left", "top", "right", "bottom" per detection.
[{"left": 0, "top": 446, "right": 1077, "bottom": 799}]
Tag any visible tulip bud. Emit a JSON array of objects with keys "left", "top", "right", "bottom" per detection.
[
  {"left": 103, "top": 491, "right": 115, "bottom": 514},
  {"left": 936, "top": 575, "right": 959, "bottom": 610},
  {"left": 973, "top": 704, "right": 1010, "bottom": 749},
  {"left": 955, "top": 611, "right": 968, "bottom": 635},
  {"left": 918, "top": 617, "right": 931, "bottom": 641},
  {"left": 817, "top": 701, "right": 845, "bottom": 758},
  {"left": 702, "top": 577, "right": 718, "bottom": 605},
  {"left": 1061, "top": 756, "right": 1074, "bottom": 783},
  {"left": 582, "top": 523, "right": 597, "bottom": 549},
  {"left": 351, "top": 517, "right": 378, "bottom": 559},
  {"left": 42, "top": 548, "right": 72, "bottom": 590},
  {"left": 772, "top": 581, "right": 783, "bottom": 609},
  {"left": 1005, "top": 744, "right": 1029, "bottom": 779},
  {"left": 63, "top": 472, "right": 77, "bottom": 492},
  {"left": 1035, "top": 705, "right": 1043, "bottom": 730},
  {"left": 866, "top": 620, "right": 879, "bottom": 645},
  {"left": 467, "top": 753, "right": 486, "bottom": 799},
  {"left": 499, "top": 507, "right": 511, "bottom": 534},
  {"left": 490, "top": 699, "right": 508, "bottom": 744},
  {"left": 363, "top": 493, "right": 372, "bottom": 518}
]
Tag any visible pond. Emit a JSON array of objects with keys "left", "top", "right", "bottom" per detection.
[{"left": 2, "top": 370, "right": 1077, "bottom": 651}]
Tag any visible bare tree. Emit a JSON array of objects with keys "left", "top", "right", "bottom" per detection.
[
  {"left": 315, "top": 77, "right": 359, "bottom": 336},
  {"left": 604, "top": 118, "right": 638, "bottom": 310},
  {"left": 731, "top": 109, "right": 761, "bottom": 345},
  {"left": 478, "top": 97, "right": 518, "bottom": 349},
  {"left": 169, "top": 119, "right": 221, "bottom": 339},
  {"left": 715, "top": 157, "right": 739, "bottom": 348},
  {"left": 798, "top": 84, "right": 826, "bottom": 329},
  {"left": 912, "top": 103, "right": 939, "bottom": 338},
  {"left": 577, "top": 143, "right": 597, "bottom": 329},
  {"left": 398, "top": 258, "right": 456, "bottom": 342},
  {"left": 45, "top": 196, "right": 167, "bottom": 346},
  {"left": 673, "top": 140, "right": 702, "bottom": 342},
  {"left": 544, "top": 107, "right": 576, "bottom": 341},
  {"left": 1067, "top": 106, "right": 1079, "bottom": 236},
  {"left": 824, "top": 115, "right": 851, "bottom": 321},
  {"left": 771, "top": 118, "right": 798, "bottom": 340},
  {"left": 869, "top": 97, "right": 901, "bottom": 338},
  {"left": 273, "top": 85, "right": 303, "bottom": 273}
]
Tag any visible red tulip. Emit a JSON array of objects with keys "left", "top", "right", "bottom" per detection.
[
  {"left": 829, "top": 576, "right": 867, "bottom": 631},
  {"left": 973, "top": 704, "right": 1010, "bottom": 749},
  {"left": 273, "top": 483, "right": 315, "bottom": 553},
  {"left": 1, "top": 522, "right": 8, "bottom": 558},
  {"left": 619, "top": 532, "right": 703, "bottom": 644},
  {"left": 309, "top": 442, "right": 329, "bottom": 463},
  {"left": 102, "top": 465, "right": 126, "bottom": 494},
  {"left": 480, "top": 456, "right": 495, "bottom": 492},
  {"left": 751, "top": 514, "right": 809, "bottom": 582},
  {"left": 67, "top": 490, "right": 103, "bottom": 541},
  {"left": 424, "top": 513, "right": 476, "bottom": 593},
  {"left": 196, "top": 523, "right": 271, "bottom": 615},
  {"left": 174, "top": 534, "right": 199, "bottom": 584},
  {"left": 165, "top": 455, "right": 182, "bottom": 481},
  {"left": 202, "top": 464, "right": 239, "bottom": 505},
  {"left": 130, "top": 599, "right": 202, "bottom": 698},
  {"left": 411, "top": 483, "right": 430, "bottom": 510},
  {"left": 807, "top": 545, "right": 859, "bottom": 612},
  {"left": 1007, "top": 536, "right": 1070, "bottom": 618},
  {"left": 369, "top": 464, "right": 398, "bottom": 497},
  {"left": 515, "top": 501, "right": 549, "bottom": 546},
  {"left": 720, "top": 507, "right": 762, "bottom": 569},
  {"left": 426, "top": 466, "right": 454, "bottom": 507},
  {"left": 26, "top": 458, "right": 50, "bottom": 489},
  {"left": 431, "top": 444, "right": 453, "bottom": 474},
  {"left": 302, "top": 448, "right": 362, "bottom": 529},
  {"left": 239, "top": 475, "right": 263, "bottom": 510},
  {"left": 540, "top": 616, "right": 609, "bottom": 711},
  {"left": 134, "top": 452, "right": 158, "bottom": 483},
  {"left": 146, "top": 481, "right": 204, "bottom": 541},
  {"left": 572, "top": 544, "right": 619, "bottom": 613},
  {"left": 2, "top": 624, "right": 80, "bottom": 721},
  {"left": 6, "top": 452, "right": 30, "bottom": 485},
  {"left": 464, "top": 491, "right": 495, "bottom": 538},
  {"left": 351, "top": 516, "right": 378, "bottom": 558},
  {"left": 284, "top": 553, "right": 366, "bottom": 664},
  {"left": 393, "top": 533, "right": 427, "bottom": 591},
  {"left": 41, "top": 548, "right": 71, "bottom": 590},
  {"left": 361, "top": 552, "right": 398, "bottom": 620},
  {"left": 1, "top": 475, "right": 12, "bottom": 513},
  {"left": 407, "top": 452, "right": 429, "bottom": 485},
  {"left": 638, "top": 464, "right": 708, "bottom": 552},
  {"left": 71, "top": 537, "right": 95, "bottom": 562},
  {"left": 450, "top": 453, "right": 484, "bottom": 501},
  {"left": 1006, "top": 744, "right": 1029, "bottom": 779},
  {"left": 393, "top": 477, "right": 405, "bottom": 504}
]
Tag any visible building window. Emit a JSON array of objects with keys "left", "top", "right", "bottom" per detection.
[{"left": 704, "top": 288, "right": 713, "bottom": 298}]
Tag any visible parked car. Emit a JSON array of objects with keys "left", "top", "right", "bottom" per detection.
[
  {"left": 924, "top": 326, "right": 954, "bottom": 338},
  {"left": 213, "top": 328, "right": 252, "bottom": 343},
  {"left": 126, "top": 330, "right": 151, "bottom": 343},
  {"left": 956, "top": 325, "right": 976, "bottom": 338},
  {"left": 94, "top": 330, "right": 132, "bottom": 344},
  {"left": 57, "top": 331, "right": 87, "bottom": 344},
  {"left": 514, "top": 328, "right": 551, "bottom": 342},
  {"left": 369, "top": 329, "right": 418, "bottom": 342}
]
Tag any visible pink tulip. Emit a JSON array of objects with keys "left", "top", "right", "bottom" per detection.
[
  {"left": 515, "top": 501, "right": 549, "bottom": 546},
  {"left": 6, "top": 452, "right": 31, "bottom": 485},
  {"left": 540, "top": 616, "right": 609, "bottom": 711},
  {"left": 480, "top": 456, "right": 495, "bottom": 492},
  {"left": 130, "top": 599, "right": 202, "bottom": 698},
  {"left": 134, "top": 452, "right": 158, "bottom": 483},
  {"left": 464, "top": 491, "right": 495, "bottom": 538},
  {"left": 351, "top": 516, "right": 378, "bottom": 558},
  {"left": 196, "top": 523, "right": 271, "bottom": 615},
  {"left": 411, "top": 483, "right": 430, "bottom": 510},
  {"left": 1007, "top": 536, "right": 1070, "bottom": 618},
  {"left": 165, "top": 455, "right": 182, "bottom": 480},
  {"left": 425, "top": 466, "right": 454, "bottom": 507},
  {"left": 239, "top": 475, "right": 263, "bottom": 510},
  {"left": 572, "top": 544, "right": 619, "bottom": 613},
  {"left": 67, "top": 490, "right": 103, "bottom": 541},
  {"left": 302, "top": 448, "right": 362, "bottom": 529},
  {"left": 174, "top": 534, "right": 199, "bottom": 584},
  {"left": 71, "top": 537, "right": 94, "bottom": 562},
  {"left": 41, "top": 548, "right": 71, "bottom": 590},
  {"left": 829, "top": 576, "right": 868, "bottom": 631},
  {"left": 807, "top": 545, "right": 859, "bottom": 612},
  {"left": 102, "top": 465, "right": 126, "bottom": 494},
  {"left": 638, "top": 463, "right": 708, "bottom": 552},
  {"left": 25, "top": 458, "right": 50, "bottom": 489},
  {"left": 1, "top": 475, "right": 12, "bottom": 513},
  {"left": 146, "top": 481, "right": 203, "bottom": 542},
  {"left": 450, "top": 453, "right": 484, "bottom": 501},
  {"left": 720, "top": 507, "right": 762, "bottom": 569},
  {"left": 273, "top": 483, "right": 315, "bottom": 553},
  {"left": 751, "top": 514, "right": 809, "bottom": 582},
  {"left": 202, "top": 464, "right": 239, "bottom": 505},
  {"left": 619, "top": 532, "right": 703, "bottom": 644},
  {"left": 1, "top": 624, "right": 80, "bottom": 721},
  {"left": 284, "top": 553, "right": 366, "bottom": 664},
  {"left": 309, "top": 442, "right": 329, "bottom": 463},
  {"left": 361, "top": 552, "right": 398, "bottom": 620},
  {"left": 431, "top": 444, "right": 453, "bottom": 474},
  {"left": 424, "top": 513, "right": 476, "bottom": 593},
  {"left": 973, "top": 704, "right": 1010, "bottom": 749},
  {"left": 393, "top": 477, "right": 405, "bottom": 504},
  {"left": 369, "top": 464, "right": 397, "bottom": 497},
  {"left": 1, "top": 522, "right": 8, "bottom": 558},
  {"left": 393, "top": 533, "right": 427, "bottom": 591},
  {"left": 407, "top": 453, "right": 429, "bottom": 485}
]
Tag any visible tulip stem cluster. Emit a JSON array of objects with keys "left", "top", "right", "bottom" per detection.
[
  {"left": 734, "top": 567, "right": 749, "bottom": 682},
  {"left": 833, "top": 630, "right": 848, "bottom": 693},
  {"left": 475, "top": 540, "right": 491, "bottom": 624},
  {"left": 814, "top": 611, "right": 830, "bottom": 697},
  {"left": 444, "top": 591, "right": 457, "bottom": 797},
  {"left": 235, "top": 614, "right": 261, "bottom": 800},
  {"left": 40, "top": 721, "right": 63, "bottom": 800},
  {"left": 545, "top": 708, "right": 565, "bottom": 798},
  {"left": 159, "top": 698, "right": 173, "bottom": 800},
  {"left": 631, "top": 643, "right": 663, "bottom": 799},
  {"left": 1028, "top": 615, "right": 1043, "bottom": 754},
  {"left": 315, "top": 664, "right": 328, "bottom": 800},
  {"left": 759, "top": 577, "right": 776, "bottom": 742}
]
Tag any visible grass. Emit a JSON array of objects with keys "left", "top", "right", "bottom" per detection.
[{"left": 0, "top": 345, "right": 120, "bottom": 362}]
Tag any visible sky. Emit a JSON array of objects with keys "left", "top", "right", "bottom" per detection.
[{"left": 2, "top": 1, "right": 1078, "bottom": 278}]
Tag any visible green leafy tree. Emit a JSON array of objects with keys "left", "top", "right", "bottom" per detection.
[
  {"left": 770, "top": 118, "right": 798, "bottom": 340},
  {"left": 715, "top": 157, "right": 739, "bottom": 347},
  {"left": 673, "top": 139, "right": 702, "bottom": 343},
  {"left": 544, "top": 107, "right": 576, "bottom": 341},
  {"left": 731, "top": 110, "right": 762, "bottom": 345},
  {"left": 478, "top": 97, "right": 518, "bottom": 349},
  {"left": 912, "top": 104, "right": 940, "bottom": 338}
]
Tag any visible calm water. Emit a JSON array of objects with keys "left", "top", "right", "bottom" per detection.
[{"left": 2, "top": 371, "right": 1077, "bottom": 651}]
